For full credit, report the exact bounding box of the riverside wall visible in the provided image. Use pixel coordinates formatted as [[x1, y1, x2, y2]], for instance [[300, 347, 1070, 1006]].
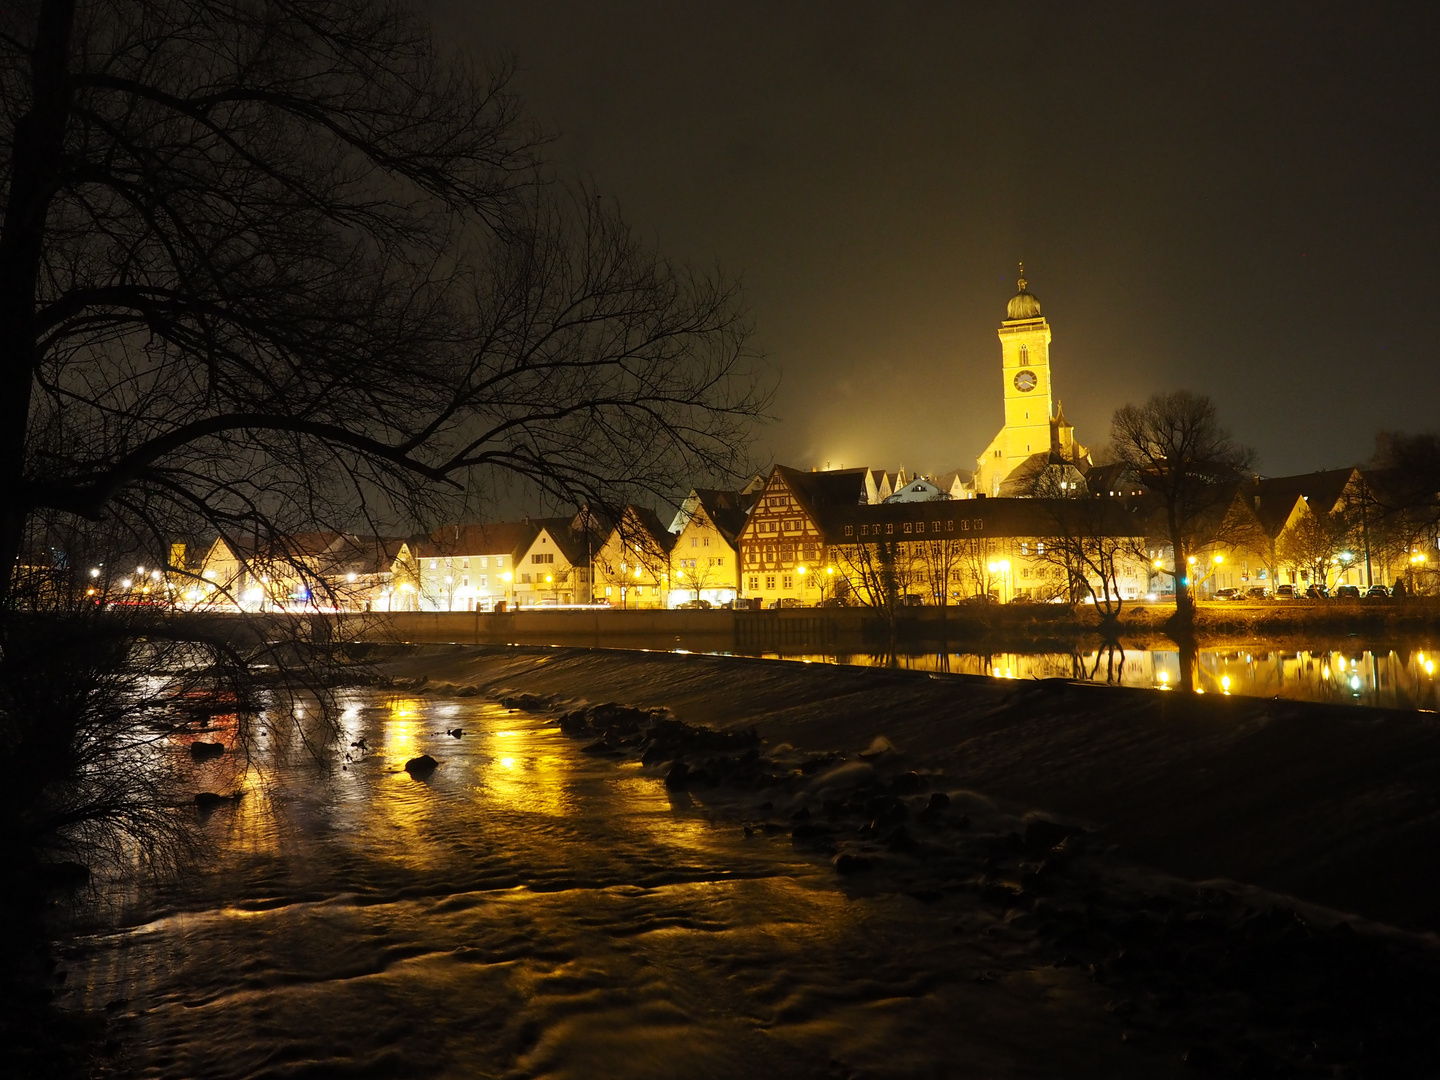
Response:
[[178, 599, 1440, 654]]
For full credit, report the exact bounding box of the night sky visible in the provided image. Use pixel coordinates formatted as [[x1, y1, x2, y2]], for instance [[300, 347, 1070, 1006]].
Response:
[[430, 2, 1440, 480]]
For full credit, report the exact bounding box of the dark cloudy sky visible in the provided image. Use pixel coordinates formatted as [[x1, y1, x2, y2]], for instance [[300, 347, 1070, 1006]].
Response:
[[430, 2, 1439, 479]]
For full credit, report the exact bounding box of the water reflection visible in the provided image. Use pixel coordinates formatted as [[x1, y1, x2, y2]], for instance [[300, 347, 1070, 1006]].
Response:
[[754, 644, 1440, 710]]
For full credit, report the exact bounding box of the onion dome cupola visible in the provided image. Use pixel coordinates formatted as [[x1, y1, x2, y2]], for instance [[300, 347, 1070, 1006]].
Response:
[[1005, 262, 1043, 321]]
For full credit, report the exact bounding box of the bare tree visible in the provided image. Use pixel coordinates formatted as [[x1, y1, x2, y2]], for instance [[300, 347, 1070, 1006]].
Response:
[[832, 538, 916, 634], [2, 0, 767, 602], [0, 0, 769, 949], [915, 533, 965, 611], [1110, 391, 1254, 628], [1029, 501, 1146, 627], [1278, 509, 1356, 590], [1365, 432, 1440, 592]]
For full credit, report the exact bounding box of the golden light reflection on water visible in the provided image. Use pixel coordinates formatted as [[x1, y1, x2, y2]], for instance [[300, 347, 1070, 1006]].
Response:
[[763, 644, 1439, 709], [382, 697, 425, 767], [481, 744, 576, 817]]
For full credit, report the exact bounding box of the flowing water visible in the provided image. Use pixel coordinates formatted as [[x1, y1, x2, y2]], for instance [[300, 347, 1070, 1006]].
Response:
[[751, 643, 1440, 711], [60, 692, 1183, 1079]]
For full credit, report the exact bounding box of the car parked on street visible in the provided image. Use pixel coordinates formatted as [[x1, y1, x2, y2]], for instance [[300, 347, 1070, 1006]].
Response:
[[1365, 584, 1391, 599], [1274, 584, 1297, 599], [1213, 588, 1241, 601], [1245, 586, 1269, 600], [1334, 584, 1361, 598], [1305, 584, 1330, 599]]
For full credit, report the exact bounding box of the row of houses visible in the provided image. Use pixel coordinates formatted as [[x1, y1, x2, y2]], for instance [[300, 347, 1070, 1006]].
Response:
[[160, 460, 1435, 614]]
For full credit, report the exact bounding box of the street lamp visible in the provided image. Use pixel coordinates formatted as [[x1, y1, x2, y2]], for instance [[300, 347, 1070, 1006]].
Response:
[[987, 559, 1011, 603]]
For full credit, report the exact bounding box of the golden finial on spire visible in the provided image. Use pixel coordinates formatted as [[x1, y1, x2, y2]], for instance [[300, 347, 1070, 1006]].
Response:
[[1016, 262, 1027, 292]]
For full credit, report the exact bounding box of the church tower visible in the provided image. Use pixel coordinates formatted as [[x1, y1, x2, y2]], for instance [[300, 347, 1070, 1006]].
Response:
[[975, 265, 1055, 495]]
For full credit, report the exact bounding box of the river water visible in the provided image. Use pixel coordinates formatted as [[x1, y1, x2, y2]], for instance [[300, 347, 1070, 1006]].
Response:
[[753, 643, 1440, 711], [60, 691, 1183, 1079]]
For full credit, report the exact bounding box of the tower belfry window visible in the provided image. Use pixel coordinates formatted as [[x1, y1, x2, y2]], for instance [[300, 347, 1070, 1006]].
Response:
[[1019, 345, 1030, 366]]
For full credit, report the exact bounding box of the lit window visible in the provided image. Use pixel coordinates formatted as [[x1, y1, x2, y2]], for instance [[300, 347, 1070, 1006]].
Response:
[[782, 575, 794, 590], [765, 575, 776, 589]]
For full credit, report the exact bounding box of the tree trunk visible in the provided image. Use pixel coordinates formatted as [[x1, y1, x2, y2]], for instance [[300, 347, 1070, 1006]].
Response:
[[0, 1, 77, 603]]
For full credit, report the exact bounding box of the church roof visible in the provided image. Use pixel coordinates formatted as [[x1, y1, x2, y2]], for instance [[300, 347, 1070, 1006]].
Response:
[[1005, 264, 1042, 320]]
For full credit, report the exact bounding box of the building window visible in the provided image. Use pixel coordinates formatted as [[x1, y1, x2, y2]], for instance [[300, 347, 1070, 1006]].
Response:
[[692, 537, 698, 547], [703, 536, 710, 547], [462, 575, 469, 587], [782, 575, 794, 590], [886, 524, 894, 535], [716, 557, 724, 566], [748, 576, 759, 590], [1021, 542, 1029, 555], [1037, 542, 1045, 555], [845, 525, 853, 536], [478, 557, 487, 568], [946, 521, 954, 531], [430, 560, 438, 569], [904, 523, 912, 533], [533, 552, 554, 564], [1019, 344, 1030, 366], [521, 573, 532, 584], [765, 575, 776, 589], [605, 585, 613, 595], [480, 575, 487, 587], [916, 521, 925, 534]]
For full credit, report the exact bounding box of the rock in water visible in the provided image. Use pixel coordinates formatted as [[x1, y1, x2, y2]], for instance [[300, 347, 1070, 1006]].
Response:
[[190, 741, 225, 760], [404, 754, 439, 776], [832, 852, 873, 875]]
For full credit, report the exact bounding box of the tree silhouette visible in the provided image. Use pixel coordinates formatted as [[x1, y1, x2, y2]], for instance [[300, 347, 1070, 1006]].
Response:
[[1, 0, 766, 596]]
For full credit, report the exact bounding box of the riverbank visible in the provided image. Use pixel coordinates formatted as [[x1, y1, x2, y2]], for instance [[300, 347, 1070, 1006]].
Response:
[[171, 597, 1440, 657]]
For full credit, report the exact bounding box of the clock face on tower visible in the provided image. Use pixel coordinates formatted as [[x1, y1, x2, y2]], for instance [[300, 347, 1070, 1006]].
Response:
[[1013, 370, 1038, 393]]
